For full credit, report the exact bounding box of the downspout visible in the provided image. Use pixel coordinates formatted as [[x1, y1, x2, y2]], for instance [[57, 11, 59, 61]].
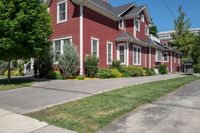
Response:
[[170, 51, 173, 73], [79, 3, 84, 75], [149, 47, 151, 68]]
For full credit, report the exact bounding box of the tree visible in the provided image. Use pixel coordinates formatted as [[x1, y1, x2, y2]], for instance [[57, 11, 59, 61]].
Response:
[[170, 6, 195, 60], [150, 25, 158, 37], [58, 44, 80, 78], [191, 33, 200, 72], [0, 0, 52, 80]]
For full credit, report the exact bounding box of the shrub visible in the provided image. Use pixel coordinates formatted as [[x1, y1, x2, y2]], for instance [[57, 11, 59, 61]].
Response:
[[37, 47, 53, 78], [110, 68, 123, 78], [110, 60, 121, 69], [158, 64, 168, 74], [84, 55, 99, 78], [122, 66, 146, 77], [47, 70, 62, 79], [59, 44, 79, 78], [194, 63, 200, 73], [76, 75, 84, 80], [144, 67, 156, 76], [4, 69, 21, 76], [96, 68, 111, 79]]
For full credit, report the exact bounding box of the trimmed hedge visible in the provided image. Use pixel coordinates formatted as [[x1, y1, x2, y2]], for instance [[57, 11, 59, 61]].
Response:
[[96, 68, 122, 79]]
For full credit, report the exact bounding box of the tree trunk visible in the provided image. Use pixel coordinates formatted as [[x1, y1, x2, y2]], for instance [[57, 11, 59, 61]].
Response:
[[8, 60, 11, 81]]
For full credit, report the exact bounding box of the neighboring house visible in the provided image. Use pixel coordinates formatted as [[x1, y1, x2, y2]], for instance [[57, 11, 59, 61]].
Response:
[[44, 0, 180, 74], [158, 28, 200, 46]]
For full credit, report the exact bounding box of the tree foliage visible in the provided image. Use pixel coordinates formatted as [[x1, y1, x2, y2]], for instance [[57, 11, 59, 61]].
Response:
[[0, 0, 52, 60], [191, 33, 200, 72], [0, 0, 52, 79], [150, 25, 158, 37], [170, 6, 195, 60]]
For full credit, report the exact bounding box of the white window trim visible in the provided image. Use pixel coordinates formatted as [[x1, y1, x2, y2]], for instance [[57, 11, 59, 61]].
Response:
[[145, 25, 149, 36], [57, 0, 67, 24], [53, 36, 72, 61], [141, 14, 145, 23], [156, 49, 162, 62], [106, 41, 113, 65], [135, 19, 140, 32], [119, 18, 124, 30], [91, 37, 99, 58], [117, 44, 126, 65], [133, 45, 141, 65], [163, 52, 169, 62]]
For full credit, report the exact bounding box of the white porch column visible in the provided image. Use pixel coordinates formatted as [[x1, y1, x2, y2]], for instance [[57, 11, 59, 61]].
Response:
[[126, 42, 129, 66], [145, 47, 147, 67], [79, 3, 84, 75], [149, 47, 151, 68]]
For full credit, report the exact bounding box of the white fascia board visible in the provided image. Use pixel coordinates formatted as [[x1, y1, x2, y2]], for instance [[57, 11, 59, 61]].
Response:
[[118, 3, 136, 17]]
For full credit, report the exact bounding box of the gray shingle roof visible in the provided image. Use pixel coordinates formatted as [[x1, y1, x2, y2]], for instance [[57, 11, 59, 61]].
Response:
[[124, 5, 145, 16], [116, 32, 135, 41], [89, 0, 135, 16], [113, 3, 135, 16]]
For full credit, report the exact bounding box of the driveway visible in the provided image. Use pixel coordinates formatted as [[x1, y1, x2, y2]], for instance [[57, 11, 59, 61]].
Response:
[[98, 79, 200, 133], [0, 74, 183, 114]]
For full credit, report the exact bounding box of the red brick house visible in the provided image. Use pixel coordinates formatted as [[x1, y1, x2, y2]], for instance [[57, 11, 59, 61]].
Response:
[[45, 0, 180, 75]]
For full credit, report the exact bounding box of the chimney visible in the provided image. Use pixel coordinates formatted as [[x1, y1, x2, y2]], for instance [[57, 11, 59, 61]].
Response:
[[102, 0, 109, 3]]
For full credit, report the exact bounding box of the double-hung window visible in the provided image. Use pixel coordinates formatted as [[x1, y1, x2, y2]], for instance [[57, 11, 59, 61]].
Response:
[[145, 25, 149, 35], [119, 45, 125, 64], [91, 37, 99, 58], [57, 0, 67, 23], [134, 19, 140, 31], [119, 18, 124, 30], [53, 37, 72, 61], [163, 52, 169, 62], [133, 45, 141, 65], [107, 42, 113, 64], [156, 49, 162, 62]]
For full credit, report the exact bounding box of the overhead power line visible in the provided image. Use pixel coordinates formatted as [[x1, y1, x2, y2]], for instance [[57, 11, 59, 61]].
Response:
[[162, 0, 176, 19]]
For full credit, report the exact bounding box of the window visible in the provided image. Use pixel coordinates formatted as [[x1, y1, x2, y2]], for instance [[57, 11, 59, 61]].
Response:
[[57, 0, 67, 23], [53, 37, 72, 61], [174, 53, 176, 63], [156, 50, 162, 62], [141, 14, 144, 22], [119, 18, 124, 30], [134, 19, 140, 32], [91, 37, 99, 58], [163, 52, 169, 62], [107, 42, 113, 64], [145, 25, 149, 35], [133, 45, 141, 65], [119, 45, 125, 64]]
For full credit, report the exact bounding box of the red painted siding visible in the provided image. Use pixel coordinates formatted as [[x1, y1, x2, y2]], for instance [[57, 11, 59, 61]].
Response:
[[83, 6, 122, 67], [49, 0, 80, 49], [136, 11, 149, 41]]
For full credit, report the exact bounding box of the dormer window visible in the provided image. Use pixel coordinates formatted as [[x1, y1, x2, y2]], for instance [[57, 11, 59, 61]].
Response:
[[141, 14, 145, 22], [134, 19, 140, 32], [119, 18, 124, 30], [57, 0, 67, 23]]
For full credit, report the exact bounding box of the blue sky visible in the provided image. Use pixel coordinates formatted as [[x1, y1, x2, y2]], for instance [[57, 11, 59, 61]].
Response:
[[109, 0, 200, 32]]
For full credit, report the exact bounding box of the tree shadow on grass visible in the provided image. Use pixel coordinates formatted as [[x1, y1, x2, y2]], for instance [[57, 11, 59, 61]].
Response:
[[0, 76, 49, 85]]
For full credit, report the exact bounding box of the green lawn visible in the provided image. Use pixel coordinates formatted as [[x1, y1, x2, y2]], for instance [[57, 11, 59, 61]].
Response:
[[28, 76, 199, 133], [0, 78, 34, 91]]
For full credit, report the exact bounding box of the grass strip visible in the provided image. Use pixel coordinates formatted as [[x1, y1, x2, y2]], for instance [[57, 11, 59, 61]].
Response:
[[28, 76, 199, 133]]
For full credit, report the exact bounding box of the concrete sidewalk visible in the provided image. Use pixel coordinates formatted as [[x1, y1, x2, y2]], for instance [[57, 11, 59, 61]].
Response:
[[0, 108, 76, 133], [98, 79, 200, 133]]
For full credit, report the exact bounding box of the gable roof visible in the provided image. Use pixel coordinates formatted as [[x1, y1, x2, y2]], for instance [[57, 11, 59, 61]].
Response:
[[113, 3, 136, 16]]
